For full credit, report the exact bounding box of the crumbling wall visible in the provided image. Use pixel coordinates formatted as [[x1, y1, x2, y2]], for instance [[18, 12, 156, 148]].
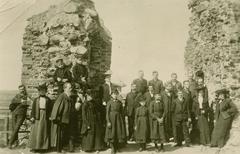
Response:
[[21, 0, 111, 97], [185, 0, 240, 150]]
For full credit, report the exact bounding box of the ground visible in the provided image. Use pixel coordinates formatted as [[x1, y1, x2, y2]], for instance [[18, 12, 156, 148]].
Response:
[[0, 142, 236, 154]]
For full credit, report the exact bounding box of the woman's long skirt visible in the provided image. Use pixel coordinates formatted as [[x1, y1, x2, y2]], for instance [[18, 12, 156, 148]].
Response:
[[29, 110, 50, 150]]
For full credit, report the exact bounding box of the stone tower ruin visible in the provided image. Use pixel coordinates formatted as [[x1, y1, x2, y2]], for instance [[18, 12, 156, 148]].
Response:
[[21, 0, 111, 97], [185, 0, 240, 150]]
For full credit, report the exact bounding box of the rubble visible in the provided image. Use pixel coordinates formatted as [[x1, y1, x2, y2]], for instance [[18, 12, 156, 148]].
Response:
[[185, 0, 240, 150]]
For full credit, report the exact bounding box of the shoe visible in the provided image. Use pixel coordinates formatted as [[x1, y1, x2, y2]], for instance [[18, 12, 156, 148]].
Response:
[[185, 143, 190, 147], [139, 148, 143, 152], [111, 149, 115, 154], [174, 144, 182, 147]]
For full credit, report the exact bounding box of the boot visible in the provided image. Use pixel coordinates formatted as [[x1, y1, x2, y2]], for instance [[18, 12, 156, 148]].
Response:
[[160, 143, 164, 152], [154, 143, 159, 152], [110, 143, 115, 154]]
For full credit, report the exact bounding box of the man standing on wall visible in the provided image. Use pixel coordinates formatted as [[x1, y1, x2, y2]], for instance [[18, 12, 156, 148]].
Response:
[[132, 70, 148, 95], [9, 85, 31, 149]]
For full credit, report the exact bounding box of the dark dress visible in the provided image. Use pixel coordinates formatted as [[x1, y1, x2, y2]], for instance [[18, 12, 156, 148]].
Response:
[[134, 106, 149, 143], [192, 95, 210, 145], [149, 100, 166, 143], [29, 96, 52, 150], [211, 99, 237, 148], [161, 90, 175, 142], [50, 93, 73, 151], [105, 99, 126, 143], [81, 100, 104, 151]]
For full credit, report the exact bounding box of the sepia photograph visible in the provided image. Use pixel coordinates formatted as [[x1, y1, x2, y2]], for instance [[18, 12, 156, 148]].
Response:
[[0, 0, 239, 154]]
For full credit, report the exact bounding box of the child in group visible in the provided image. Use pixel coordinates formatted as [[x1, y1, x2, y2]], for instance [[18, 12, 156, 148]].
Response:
[[134, 97, 149, 151], [105, 90, 126, 154], [149, 93, 165, 152]]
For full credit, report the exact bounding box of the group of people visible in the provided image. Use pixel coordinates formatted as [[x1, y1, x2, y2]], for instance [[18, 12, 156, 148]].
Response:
[[8, 60, 237, 154]]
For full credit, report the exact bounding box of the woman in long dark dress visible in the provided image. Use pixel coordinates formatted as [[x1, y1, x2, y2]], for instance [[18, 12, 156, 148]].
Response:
[[81, 90, 104, 152], [211, 89, 237, 148], [105, 90, 126, 154], [29, 84, 52, 152], [192, 88, 210, 145], [150, 93, 166, 152], [134, 97, 149, 152]]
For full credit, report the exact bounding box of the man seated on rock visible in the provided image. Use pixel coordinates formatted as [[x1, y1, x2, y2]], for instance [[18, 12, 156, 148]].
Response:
[[72, 56, 88, 90], [53, 56, 72, 93]]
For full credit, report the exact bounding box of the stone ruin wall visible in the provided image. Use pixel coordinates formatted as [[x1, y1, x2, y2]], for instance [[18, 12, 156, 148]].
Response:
[[185, 0, 240, 150], [21, 0, 112, 98]]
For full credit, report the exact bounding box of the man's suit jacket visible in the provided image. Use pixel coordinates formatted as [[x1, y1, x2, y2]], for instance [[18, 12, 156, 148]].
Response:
[[125, 91, 139, 116], [172, 98, 190, 121], [144, 91, 155, 107], [148, 79, 164, 94], [132, 78, 148, 94]]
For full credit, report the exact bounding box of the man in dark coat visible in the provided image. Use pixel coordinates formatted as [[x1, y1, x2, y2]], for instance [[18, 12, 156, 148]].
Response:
[[132, 70, 148, 95], [169, 73, 182, 98], [53, 57, 72, 93], [148, 71, 164, 94], [9, 85, 31, 149], [72, 59, 88, 89], [161, 82, 175, 142], [125, 83, 138, 141], [172, 90, 191, 147], [50, 82, 73, 152], [182, 80, 195, 142]]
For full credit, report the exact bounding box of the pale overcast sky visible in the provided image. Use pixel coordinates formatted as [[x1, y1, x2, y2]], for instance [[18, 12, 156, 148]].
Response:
[[0, 0, 190, 90]]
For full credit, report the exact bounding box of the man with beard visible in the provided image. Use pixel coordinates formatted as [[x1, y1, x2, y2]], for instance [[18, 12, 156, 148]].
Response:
[[50, 82, 74, 152]]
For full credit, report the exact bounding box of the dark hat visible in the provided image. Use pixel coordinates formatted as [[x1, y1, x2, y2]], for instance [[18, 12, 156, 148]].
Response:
[[138, 95, 145, 102], [195, 70, 204, 78], [111, 89, 119, 95], [37, 83, 48, 91], [215, 88, 228, 95]]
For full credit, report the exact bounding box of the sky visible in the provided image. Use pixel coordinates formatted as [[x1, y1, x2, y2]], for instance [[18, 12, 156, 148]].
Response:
[[0, 0, 190, 91]]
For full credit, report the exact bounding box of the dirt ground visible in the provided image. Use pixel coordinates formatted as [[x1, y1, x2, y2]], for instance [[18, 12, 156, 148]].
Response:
[[1, 142, 238, 154]]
